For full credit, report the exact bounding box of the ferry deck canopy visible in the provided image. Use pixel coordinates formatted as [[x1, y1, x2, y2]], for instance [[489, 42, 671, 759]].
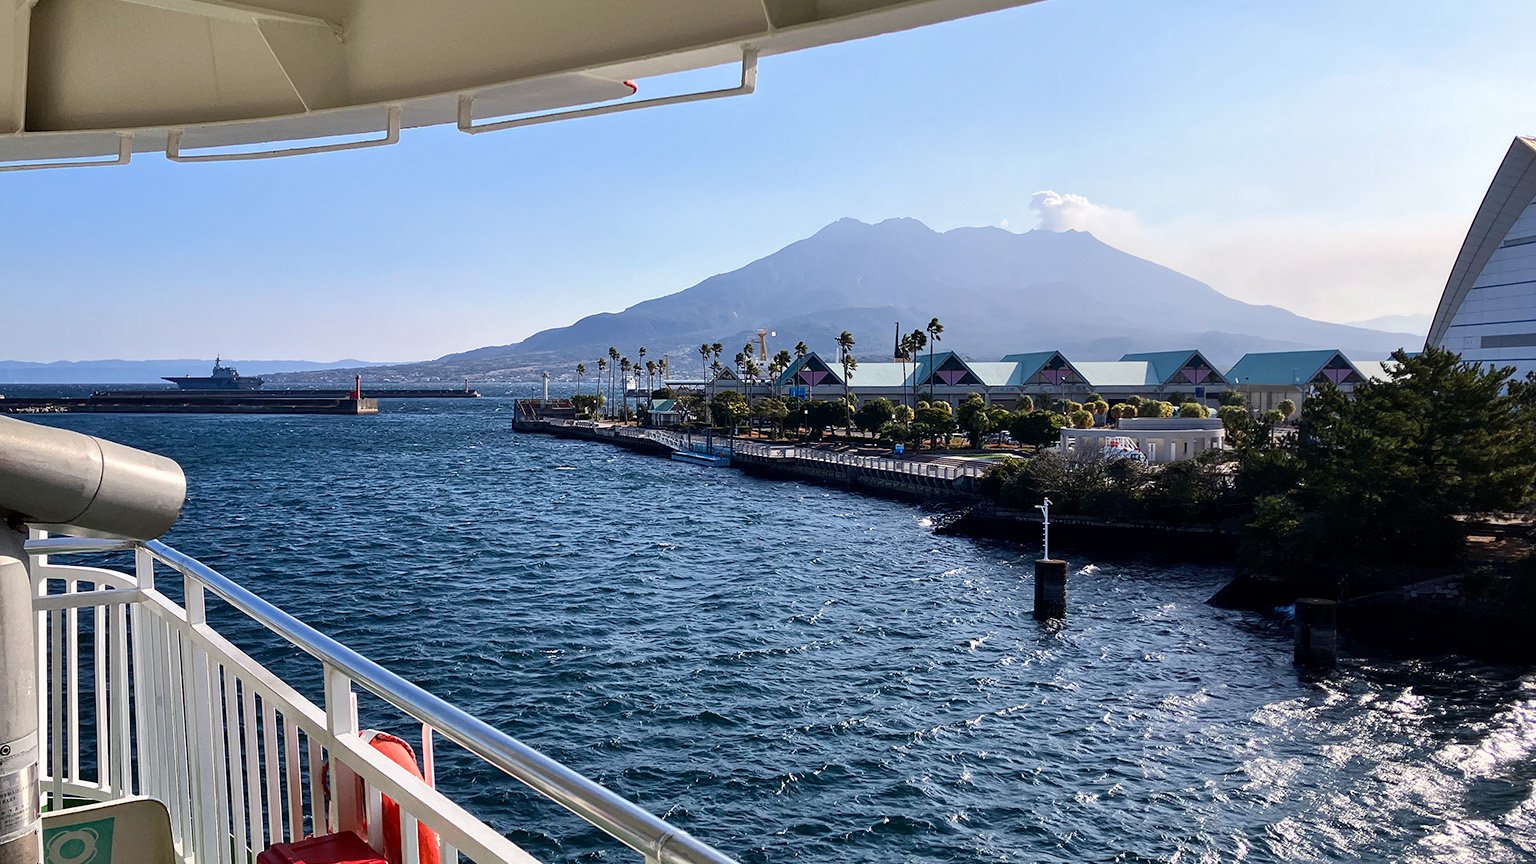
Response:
[[0, 0, 1040, 169]]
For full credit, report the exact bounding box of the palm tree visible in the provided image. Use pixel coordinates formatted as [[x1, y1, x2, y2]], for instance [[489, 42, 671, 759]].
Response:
[[710, 342, 725, 400], [638, 346, 648, 409], [794, 341, 808, 359], [699, 343, 711, 391], [925, 317, 944, 402], [596, 357, 608, 415], [576, 362, 586, 395], [896, 332, 913, 409], [608, 347, 620, 417], [648, 360, 660, 418], [836, 330, 856, 437], [620, 357, 632, 420], [907, 329, 926, 409], [772, 349, 791, 398]]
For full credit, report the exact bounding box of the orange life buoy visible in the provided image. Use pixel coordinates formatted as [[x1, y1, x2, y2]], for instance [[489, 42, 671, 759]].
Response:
[[323, 730, 442, 864], [362, 730, 441, 864]]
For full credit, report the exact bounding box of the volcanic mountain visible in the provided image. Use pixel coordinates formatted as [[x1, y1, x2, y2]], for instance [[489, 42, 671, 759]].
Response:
[[269, 217, 1418, 382]]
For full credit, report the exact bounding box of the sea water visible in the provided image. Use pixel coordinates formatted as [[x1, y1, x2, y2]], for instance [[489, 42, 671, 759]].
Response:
[[21, 386, 1536, 862]]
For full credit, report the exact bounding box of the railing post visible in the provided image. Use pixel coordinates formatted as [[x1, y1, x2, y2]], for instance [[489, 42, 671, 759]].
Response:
[[324, 664, 363, 835], [181, 569, 220, 864]]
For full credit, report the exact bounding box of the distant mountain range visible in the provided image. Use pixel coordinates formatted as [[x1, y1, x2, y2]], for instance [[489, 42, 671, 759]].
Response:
[[263, 217, 1421, 383], [1344, 313, 1431, 338], [0, 358, 383, 384]]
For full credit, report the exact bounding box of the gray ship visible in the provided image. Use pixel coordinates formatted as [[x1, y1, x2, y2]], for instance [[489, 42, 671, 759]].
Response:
[[162, 356, 264, 390]]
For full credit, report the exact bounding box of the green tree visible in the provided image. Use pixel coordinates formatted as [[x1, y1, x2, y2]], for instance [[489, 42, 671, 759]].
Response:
[[1017, 394, 1034, 414], [572, 393, 604, 418], [1069, 409, 1095, 429], [1277, 398, 1296, 419], [575, 362, 586, 395], [1247, 347, 1536, 580], [855, 397, 896, 434], [1216, 404, 1249, 433], [804, 399, 850, 441], [914, 400, 957, 448], [957, 394, 998, 448], [753, 395, 789, 437], [1138, 400, 1175, 418], [1009, 410, 1066, 448], [1177, 402, 1210, 419], [710, 389, 749, 434]]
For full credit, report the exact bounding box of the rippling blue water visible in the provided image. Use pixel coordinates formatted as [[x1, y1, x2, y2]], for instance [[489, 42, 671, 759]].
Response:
[[21, 388, 1536, 863]]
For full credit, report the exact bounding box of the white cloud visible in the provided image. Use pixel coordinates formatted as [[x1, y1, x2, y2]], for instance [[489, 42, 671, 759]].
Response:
[[1027, 190, 1460, 323], [1029, 190, 1143, 238]]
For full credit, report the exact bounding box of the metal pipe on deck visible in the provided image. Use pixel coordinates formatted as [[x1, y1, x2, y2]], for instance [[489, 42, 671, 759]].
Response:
[[0, 527, 40, 864], [0, 417, 185, 863]]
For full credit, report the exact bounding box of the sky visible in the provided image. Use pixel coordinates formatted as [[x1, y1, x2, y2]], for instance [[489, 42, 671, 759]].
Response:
[[2, 0, 1533, 362]]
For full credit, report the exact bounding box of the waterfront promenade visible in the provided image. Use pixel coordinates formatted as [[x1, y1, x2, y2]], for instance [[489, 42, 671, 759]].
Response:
[[512, 405, 990, 500]]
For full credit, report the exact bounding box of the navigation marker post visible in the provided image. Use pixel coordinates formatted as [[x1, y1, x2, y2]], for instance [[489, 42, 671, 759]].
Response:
[[1033, 497, 1067, 620]]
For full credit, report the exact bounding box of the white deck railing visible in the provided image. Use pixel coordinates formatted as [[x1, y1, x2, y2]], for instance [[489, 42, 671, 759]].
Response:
[[26, 530, 739, 864]]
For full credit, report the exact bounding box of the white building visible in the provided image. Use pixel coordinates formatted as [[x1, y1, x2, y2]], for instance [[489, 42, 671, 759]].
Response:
[[1060, 417, 1226, 464], [1427, 136, 1536, 378]]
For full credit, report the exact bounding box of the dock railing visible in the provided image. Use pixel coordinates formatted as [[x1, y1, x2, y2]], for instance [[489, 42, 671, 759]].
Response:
[[612, 428, 989, 481], [521, 413, 989, 481], [26, 530, 741, 864]]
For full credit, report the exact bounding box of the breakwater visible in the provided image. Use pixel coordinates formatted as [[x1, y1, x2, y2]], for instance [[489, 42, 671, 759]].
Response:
[[0, 392, 378, 414]]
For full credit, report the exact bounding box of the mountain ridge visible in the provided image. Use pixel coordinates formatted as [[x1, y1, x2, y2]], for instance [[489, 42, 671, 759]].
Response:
[[266, 218, 1416, 383]]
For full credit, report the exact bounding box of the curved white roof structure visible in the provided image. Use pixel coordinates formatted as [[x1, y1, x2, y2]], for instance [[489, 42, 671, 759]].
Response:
[[0, 0, 1040, 170], [1426, 136, 1536, 377]]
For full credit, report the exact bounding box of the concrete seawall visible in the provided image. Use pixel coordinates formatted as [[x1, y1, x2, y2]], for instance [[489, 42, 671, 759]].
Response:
[[514, 415, 980, 502], [730, 449, 979, 502], [514, 412, 1238, 558]]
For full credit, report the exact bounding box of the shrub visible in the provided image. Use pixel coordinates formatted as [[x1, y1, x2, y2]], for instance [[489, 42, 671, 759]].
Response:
[[1177, 402, 1210, 419]]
